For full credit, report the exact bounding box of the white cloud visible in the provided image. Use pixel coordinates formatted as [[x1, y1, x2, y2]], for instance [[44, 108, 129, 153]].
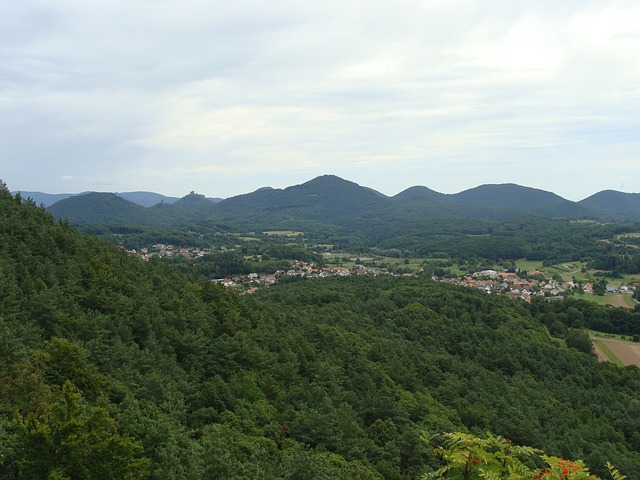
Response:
[[2, 0, 640, 198]]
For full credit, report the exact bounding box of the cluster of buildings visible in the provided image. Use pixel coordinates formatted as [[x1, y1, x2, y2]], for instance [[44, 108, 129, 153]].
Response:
[[213, 261, 393, 294], [127, 244, 211, 261], [433, 269, 573, 302], [431, 268, 637, 302], [219, 263, 594, 299], [127, 246, 637, 302]]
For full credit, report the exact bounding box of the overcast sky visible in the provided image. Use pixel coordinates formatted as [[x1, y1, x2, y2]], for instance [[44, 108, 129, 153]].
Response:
[[2, 1, 640, 201]]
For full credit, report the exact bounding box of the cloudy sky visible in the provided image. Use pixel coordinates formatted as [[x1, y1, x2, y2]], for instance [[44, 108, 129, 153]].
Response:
[[2, 0, 640, 200]]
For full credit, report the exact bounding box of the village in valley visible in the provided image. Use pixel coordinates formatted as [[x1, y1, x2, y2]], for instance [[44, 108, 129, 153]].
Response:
[[126, 243, 638, 303], [434, 269, 592, 302], [127, 243, 210, 261]]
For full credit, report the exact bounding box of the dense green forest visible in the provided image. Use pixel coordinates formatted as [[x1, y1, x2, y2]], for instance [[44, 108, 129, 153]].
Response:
[[3, 183, 640, 478], [69, 211, 640, 282]]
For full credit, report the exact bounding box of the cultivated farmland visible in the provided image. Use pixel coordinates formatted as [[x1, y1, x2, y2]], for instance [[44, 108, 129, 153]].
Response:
[[593, 337, 640, 367]]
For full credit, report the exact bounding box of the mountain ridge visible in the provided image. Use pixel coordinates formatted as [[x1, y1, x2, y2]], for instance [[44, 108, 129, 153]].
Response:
[[37, 175, 638, 226], [579, 190, 640, 222], [47, 192, 159, 226], [18, 176, 640, 208]]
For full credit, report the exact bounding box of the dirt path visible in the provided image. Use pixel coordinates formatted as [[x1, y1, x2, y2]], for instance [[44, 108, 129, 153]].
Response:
[[593, 341, 610, 362]]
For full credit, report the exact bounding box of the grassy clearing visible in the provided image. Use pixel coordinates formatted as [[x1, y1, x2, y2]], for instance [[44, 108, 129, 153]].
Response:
[[589, 329, 640, 366], [263, 231, 304, 236], [573, 293, 608, 304], [615, 232, 640, 239], [515, 259, 545, 271], [587, 329, 634, 342], [515, 257, 639, 287], [321, 254, 469, 275], [514, 259, 588, 277], [616, 294, 636, 308], [572, 293, 634, 307], [620, 274, 640, 285]]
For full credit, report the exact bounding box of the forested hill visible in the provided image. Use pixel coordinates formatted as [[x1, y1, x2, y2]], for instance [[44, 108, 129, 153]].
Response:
[[580, 190, 640, 221], [14, 190, 182, 208], [3, 183, 640, 478], [44, 175, 633, 230], [47, 192, 157, 225]]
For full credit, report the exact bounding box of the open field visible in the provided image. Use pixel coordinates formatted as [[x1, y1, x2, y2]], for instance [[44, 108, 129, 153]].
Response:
[[573, 293, 636, 308], [615, 232, 640, 239], [514, 259, 545, 271], [514, 259, 588, 277], [592, 338, 624, 366], [619, 274, 640, 285], [611, 293, 636, 308], [593, 336, 640, 367], [263, 231, 304, 236], [574, 293, 615, 305]]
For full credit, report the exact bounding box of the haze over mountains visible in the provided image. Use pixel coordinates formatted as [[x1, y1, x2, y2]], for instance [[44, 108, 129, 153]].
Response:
[[14, 190, 177, 207], [22, 175, 640, 226], [14, 190, 223, 208]]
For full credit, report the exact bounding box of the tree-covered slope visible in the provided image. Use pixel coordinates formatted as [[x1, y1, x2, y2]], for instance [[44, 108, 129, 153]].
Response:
[[580, 190, 640, 221], [14, 191, 181, 207], [116, 191, 180, 207], [47, 192, 162, 225], [12, 191, 78, 207], [41, 176, 631, 259], [3, 183, 640, 478], [215, 175, 389, 223], [440, 183, 605, 219], [449, 183, 569, 209]]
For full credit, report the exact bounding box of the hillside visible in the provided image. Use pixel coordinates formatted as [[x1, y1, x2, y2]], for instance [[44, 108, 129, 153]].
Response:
[[12, 191, 78, 206], [448, 183, 567, 209], [44, 176, 627, 231], [40, 177, 640, 270], [3, 183, 640, 478], [580, 190, 640, 221], [14, 190, 181, 207], [150, 191, 221, 221], [47, 192, 163, 225], [47, 191, 223, 227], [215, 175, 388, 222], [392, 185, 447, 202], [442, 183, 604, 219], [215, 177, 613, 224], [116, 191, 181, 207]]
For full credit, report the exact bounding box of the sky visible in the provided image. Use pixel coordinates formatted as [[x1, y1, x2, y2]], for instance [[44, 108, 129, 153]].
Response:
[[2, 1, 640, 201]]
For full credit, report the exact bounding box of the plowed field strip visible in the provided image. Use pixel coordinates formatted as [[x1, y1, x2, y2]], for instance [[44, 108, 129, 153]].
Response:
[[593, 337, 640, 367]]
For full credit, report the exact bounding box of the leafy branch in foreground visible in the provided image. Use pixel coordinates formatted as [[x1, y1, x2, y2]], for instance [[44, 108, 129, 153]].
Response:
[[423, 432, 626, 480]]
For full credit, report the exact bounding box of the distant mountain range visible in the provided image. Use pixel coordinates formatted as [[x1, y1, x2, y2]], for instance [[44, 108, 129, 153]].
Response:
[[13, 190, 223, 208], [28, 175, 640, 229]]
